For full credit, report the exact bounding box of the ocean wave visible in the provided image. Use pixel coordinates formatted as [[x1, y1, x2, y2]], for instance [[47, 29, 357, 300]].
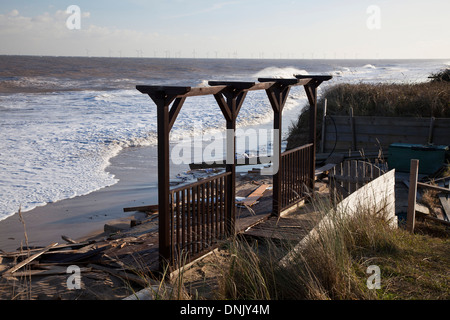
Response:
[[252, 66, 309, 79], [362, 64, 377, 69]]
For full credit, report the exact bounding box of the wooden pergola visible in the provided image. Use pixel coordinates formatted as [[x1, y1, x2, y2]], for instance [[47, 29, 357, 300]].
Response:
[[137, 74, 332, 271]]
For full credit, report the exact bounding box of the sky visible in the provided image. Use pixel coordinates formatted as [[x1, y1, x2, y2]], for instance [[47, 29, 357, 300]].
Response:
[[0, 0, 448, 59]]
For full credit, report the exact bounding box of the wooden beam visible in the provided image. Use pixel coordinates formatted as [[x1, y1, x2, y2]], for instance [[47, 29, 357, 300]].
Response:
[[417, 182, 450, 194], [208, 81, 255, 90], [258, 78, 299, 86], [213, 93, 232, 122], [261, 81, 298, 217], [123, 204, 158, 213], [439, 194, 450, 221], [294, 74, 333, 82], [305, 83, 318, 192], [168, 97, 186, 131], [407, 159, 420, 233], [137, 85, 228, 98], [3, 242, 58, 275], [136, 85, 191, 97], [156, 99, 171, 272]]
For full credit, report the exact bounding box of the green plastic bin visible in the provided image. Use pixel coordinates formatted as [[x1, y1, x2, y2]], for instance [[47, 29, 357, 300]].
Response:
[[388, 143, 448, 174]]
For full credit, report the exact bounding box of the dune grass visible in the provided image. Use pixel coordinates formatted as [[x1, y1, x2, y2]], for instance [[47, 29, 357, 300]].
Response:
[[286, 69, 450, 150], [216, 211, 450, 300], [216, 200, 449, 300]]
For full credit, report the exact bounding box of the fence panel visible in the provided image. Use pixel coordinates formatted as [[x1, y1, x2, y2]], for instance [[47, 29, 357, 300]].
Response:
[[329, 160, 386, 199], [280, 143, 313, 211], [168, 171, 230, 266], [323, 116, 450, 153]]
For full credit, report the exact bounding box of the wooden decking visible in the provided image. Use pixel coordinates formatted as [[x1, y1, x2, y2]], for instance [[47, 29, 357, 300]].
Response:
[[242, 214, 319, 242]]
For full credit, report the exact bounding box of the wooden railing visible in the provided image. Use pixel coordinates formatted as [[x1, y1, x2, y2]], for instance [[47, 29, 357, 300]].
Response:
[[280, 143, 314, 211], [168, 171, 231, 265]]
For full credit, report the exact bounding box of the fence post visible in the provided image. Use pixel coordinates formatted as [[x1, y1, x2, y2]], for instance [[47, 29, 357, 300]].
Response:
[[407, 159, 419, 233], [259, 79, 298, 217], [350, 107, 356, 151], [320, 99, 327, 153], [305, 83, 318, 193]]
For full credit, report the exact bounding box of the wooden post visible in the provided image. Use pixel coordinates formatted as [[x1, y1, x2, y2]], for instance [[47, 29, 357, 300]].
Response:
[[350, 107, 356, 151], [156, 101, 171, 269], [210, 81, 253, 234], [305, 83, 318, 193], [259, 78, 297, 217], [427, 117, 435, 145], [407, 159, 419, 233], [273, 107, 282, 216], [136, 86, 190, 273], [320, 99, 327, 153]]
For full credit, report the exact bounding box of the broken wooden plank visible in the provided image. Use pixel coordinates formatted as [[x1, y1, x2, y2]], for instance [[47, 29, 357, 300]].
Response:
[[5, 266, 91, 278], [40, 244, 110, 264], [407, 160, 420, 233], [0, 241, 94, 259], [236, 184, 270, 207], [315, 162, 337, 176], [417, 182, 450, 194], [415, 203, 430, 215], [123, 204, 158, 213], [417, 211, 450, 227], [3, 242, 58, 275], [61, 235, 78, 244], [438, 194, 450, 221]]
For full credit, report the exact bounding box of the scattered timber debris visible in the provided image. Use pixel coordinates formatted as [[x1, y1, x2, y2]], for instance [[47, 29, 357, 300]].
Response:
[[0, 222, 160, 299]]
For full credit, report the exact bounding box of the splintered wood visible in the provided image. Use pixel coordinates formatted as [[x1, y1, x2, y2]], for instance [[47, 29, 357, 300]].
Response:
[[236, 184, 270, 207]]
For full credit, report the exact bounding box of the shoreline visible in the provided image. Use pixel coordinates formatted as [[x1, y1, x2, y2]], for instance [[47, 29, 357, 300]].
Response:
[[0, 104, 302, 252], [0, 145, 165, 252]]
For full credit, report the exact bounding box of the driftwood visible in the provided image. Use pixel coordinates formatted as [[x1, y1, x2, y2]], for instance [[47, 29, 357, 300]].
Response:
[[123, 204, 158, 213], [236, 184, 270, 207], [3, 242, 58, 275], [61, 235, 78, 244], [7, 266, 92, 278], [417, 182, 450, 194], [41, 244, 110, 263]]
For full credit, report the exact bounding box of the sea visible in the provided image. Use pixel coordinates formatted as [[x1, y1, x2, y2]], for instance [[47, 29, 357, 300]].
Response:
[[0, 56, 448, 222]]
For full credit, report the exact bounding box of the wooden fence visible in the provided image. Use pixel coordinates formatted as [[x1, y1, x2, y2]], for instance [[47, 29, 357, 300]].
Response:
[[322, 115, 450, 154], [280, 143, 314, 211], [168, 171, 231, 265], [329, 160, 386, 199]]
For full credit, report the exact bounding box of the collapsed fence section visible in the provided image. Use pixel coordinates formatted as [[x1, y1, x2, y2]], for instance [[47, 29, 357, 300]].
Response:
[[168, 171, 231, 265], [329, 160, 386, 199], [280, 143, 314, 211]]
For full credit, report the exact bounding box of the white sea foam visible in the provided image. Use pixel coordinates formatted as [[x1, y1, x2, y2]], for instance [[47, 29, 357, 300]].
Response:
[[252, 66, 309, 79]]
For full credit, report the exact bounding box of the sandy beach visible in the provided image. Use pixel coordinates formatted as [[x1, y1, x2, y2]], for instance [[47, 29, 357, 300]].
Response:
[[0, 145, 192, 252]]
